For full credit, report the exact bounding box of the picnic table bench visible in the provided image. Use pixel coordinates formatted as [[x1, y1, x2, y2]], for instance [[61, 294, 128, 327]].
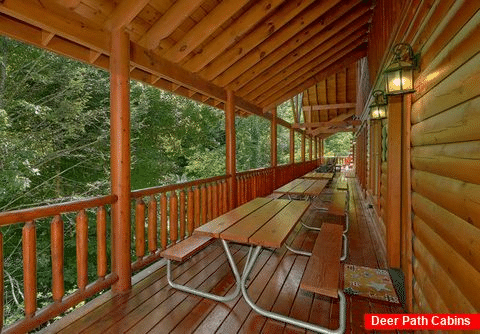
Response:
[[160, 196, 346, 333]]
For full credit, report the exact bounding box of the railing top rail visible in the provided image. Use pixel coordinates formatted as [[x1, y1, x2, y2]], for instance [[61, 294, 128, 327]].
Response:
[[130, 174, 230, 199], [0, 194, 117, 226], [236, 166, 275, 177]]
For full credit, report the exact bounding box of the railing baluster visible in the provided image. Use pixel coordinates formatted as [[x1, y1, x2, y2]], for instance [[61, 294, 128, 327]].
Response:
[[148, 195, 157, 254], [194, 186, 201, 229], [222, 181, 228, 214], [23, 221, 37, 317], [201, 185, 207, 225], [170, 191, 178, 245], [179, 190, 186, 240], [51, 215, 64, 302], [160, 193, 167, 249], [212, 182, 218, 219], [188, 187, 194, 235], [97, 206, 107, 279], [135, 199, 145, 261], [76, 210, 88, 290], [207, 184, 212, 222]]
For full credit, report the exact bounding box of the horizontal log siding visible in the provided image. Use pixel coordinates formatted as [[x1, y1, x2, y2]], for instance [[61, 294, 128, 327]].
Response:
[[409, 2, 480, 314]]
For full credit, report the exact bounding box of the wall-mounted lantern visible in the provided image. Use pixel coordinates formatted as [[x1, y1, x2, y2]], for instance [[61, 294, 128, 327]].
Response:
[[384, 43, 419, 95], [369, 90, 388, 120]]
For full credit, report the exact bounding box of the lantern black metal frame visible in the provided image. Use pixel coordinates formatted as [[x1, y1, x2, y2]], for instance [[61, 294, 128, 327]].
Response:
[[384, 43, 419, 95], [369, 90, 388, 120]]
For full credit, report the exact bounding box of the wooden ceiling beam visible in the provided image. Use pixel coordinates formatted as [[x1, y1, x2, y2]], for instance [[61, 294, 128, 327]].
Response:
[[238, 14, 370, 97], [212, 0, 343, 87], [104, 0, 150, 31], [248, 29, 368, 102], [224, 0, 369, 90], [161, 0, 250, 63], [293, 119, 361, 129], [261, 47, 367, 111], [138, 0, 204, 50], [0, 5, 266, 120], [198, 0, 318, 81], [183, 0, 284, 73], [0, 0, 107, 52], [303, 103, 357, 112]]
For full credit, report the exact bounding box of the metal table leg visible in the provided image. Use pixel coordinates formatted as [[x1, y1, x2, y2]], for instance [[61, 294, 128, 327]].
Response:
[[241, 246, 347, 334], [166, 239, 242, 302]]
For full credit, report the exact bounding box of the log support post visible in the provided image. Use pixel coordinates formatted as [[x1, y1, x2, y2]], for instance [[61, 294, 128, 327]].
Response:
[[271, 107, 277, 187], [226, 90, 237, 210], [386, 95, 402, 268], [110, 28, 131, 293]]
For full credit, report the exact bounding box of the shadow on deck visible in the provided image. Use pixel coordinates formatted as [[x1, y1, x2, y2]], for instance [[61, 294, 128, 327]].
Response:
[[40, 175, 406, 334]]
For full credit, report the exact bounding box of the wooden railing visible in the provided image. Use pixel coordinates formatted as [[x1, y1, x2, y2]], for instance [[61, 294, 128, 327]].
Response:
[[236, 167, 274, 205], [0, 160, 320, 333], [0, 195, 118, 334], [129, 175, 230, 272]]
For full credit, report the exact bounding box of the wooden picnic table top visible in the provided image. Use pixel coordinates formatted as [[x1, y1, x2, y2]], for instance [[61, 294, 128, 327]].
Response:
[[194, 197, 310, 249], [301, 172, 334, 179], [273, 178, 328, 196]]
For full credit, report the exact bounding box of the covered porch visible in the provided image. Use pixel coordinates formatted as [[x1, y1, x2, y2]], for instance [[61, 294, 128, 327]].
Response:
[[0, 0, 479, 333], [39, 175, 405, 334]]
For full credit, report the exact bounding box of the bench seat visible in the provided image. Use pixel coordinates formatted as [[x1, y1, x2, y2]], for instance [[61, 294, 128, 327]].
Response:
[[300, 223, 344, 298], [160, 235, 214, 262]]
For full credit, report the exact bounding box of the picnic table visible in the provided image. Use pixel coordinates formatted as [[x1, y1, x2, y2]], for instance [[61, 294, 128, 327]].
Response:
[[273, 178, 328, 198], [169, 196, 347, 333], [302, 172, 334, 180]]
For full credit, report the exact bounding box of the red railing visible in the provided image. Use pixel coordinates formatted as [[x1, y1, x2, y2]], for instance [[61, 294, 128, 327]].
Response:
[[0, 195, 118, 334], [0, 161, 320, 333]]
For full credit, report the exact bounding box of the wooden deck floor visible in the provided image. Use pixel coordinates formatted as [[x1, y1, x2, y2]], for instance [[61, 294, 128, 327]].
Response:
[[40, 175, 406, 334]]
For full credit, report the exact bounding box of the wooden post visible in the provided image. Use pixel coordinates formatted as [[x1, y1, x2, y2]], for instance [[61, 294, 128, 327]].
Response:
[[386, 95, 402, 268], [110, 28, 131, 292], [226, 90, 237, 209], [313, 136, 317, 162], [271, 107, 277, 187], [402, 94, 413, 312]]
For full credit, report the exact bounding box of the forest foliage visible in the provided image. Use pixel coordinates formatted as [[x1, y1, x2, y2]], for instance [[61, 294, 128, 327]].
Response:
[[0, 37, 351, 326]]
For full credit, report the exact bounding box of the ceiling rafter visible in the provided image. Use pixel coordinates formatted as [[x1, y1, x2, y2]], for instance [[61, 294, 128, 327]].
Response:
[[138, 0, 204, 50], [261, 47, 367, 111], [211, 0, 343, 87], [104, 0, 150, 30], [251, 32, 368, 103], [223, 0, 369, 90], [161, 0, 250, 63], [303, 103, 357, 112], [198, 0, 318, 81], [240, 18, 370, 98], [183, 0, 285, 73]]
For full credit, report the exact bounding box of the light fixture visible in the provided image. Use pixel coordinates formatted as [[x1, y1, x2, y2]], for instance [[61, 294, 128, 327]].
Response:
[[369, 90, 388, 120], [384, 43, 419, 95]]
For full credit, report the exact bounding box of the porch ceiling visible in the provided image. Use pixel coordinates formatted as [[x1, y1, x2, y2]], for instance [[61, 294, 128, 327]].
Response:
[[0, 0, 371, 129]]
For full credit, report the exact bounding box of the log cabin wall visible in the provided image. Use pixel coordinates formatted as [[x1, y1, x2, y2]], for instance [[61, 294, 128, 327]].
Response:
[[408, 1, 480, 314], [368, 0, 480, 313]]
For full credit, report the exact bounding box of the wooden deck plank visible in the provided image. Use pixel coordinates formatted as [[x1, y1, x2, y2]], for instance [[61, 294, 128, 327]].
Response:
[[80, 244, 241, 334], [249, 200, 310, 248], [194, 197, 272, 237], [116, 246, 248, 334], [220, 199, 290, 244]]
